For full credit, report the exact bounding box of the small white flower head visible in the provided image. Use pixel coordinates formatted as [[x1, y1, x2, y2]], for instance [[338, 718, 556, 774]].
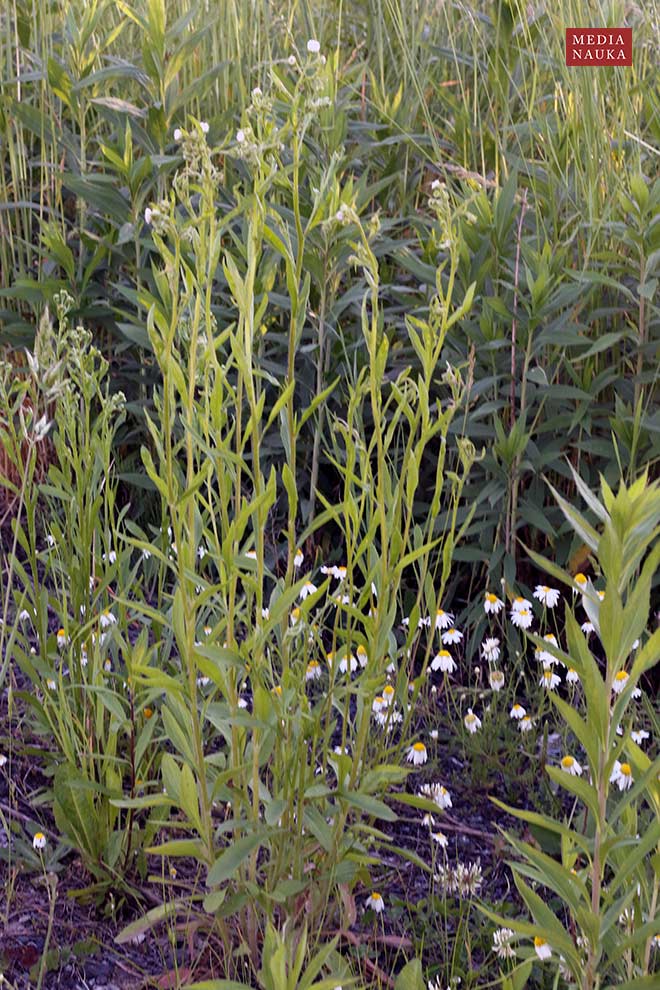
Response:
[[431, 649, 455, 673], [519, 715, 534, 732], [540, 669, 561, 691], [46, 534, 56, 548], [493, 927, 515, 959], [293, 547, 304, 568], [236, 129, 246, 144], [305, 660, 322, 681], [381, 683, 396, 705], [610, 761, 634, 791], [144, 206, 154, 225], [407, 741, 428, 766], [560, 755, 583, 776], [566, 667, 580, 684], [573, 572, 588, 593], [631, 729, 649, 745], [290, 607, 302, 626], [534, 937, 552, 960], [533, 585, 560, 608], [511, 596, 532, 613], [419, 782, 452, 809], [33, 831, 47, 851], [489, 670, 505, 692], [365, 891, 385, 913], [432, 831, 448, 847], [299, 581, 317, 601], [103, 550, 117, 565], [56, 628, 67, 649], [510, 702, 526, 720], [441, 626, 463, 645], [581, 619, 595, 635], [510, 607, 533, 630], [173, 127, 182, 141], [481, 637, 500, 662], [100, 609, 116, 629], [251, 86, 262, 99], [18, 609, 30, 623], [435, 608, 454, 631], [612, 670, 629, 694], [338, 652, 358, 675], [429, 729, 439, 741], [287, 54, 296, 66], [484, 592, 504, 614], [199, 120, 209, 133], [0, 753, 7, 768], [356, 644, 368, 667], [307, 38, 321, 54], [464, 708, 481, 734]]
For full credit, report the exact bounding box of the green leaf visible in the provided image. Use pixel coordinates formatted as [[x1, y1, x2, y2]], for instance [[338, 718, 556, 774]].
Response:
[[207, 829, 267, 887], [394, 959, 425, 990]]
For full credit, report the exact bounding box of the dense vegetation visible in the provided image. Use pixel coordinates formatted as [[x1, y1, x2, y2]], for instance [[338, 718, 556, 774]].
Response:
[[0, 2, 658, 989]]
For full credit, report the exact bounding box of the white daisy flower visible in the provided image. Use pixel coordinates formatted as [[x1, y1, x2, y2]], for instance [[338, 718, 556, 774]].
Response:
[[534, 937, 552, 960], [489, 670, 505, 691], [288, 54, 296, 66], [431, 650, 455, 673], [441, 627, 462, 645], [99, 609, 116, 629], [581, 620, 595, 635], [434, 609, 454, 631], [510, 703, 526, 720], [103, 550, 117, 564], [290, 607, 302, 626], [533, 585, 560, 608], [18, 609, 30, 623], [299, 581, 317, 600], [510, 607, 533, 630], [484, 592, 504, 614], [631, 729, 649, 745], [407, 742, 428, 766], [560, 755, 582, 776], [610, 761, 633, 790], [365, 891, 385, 913], [481, 637, 500, 662], [306, 39, 321, 54], [200, 120, 209, 133], [464, 708, 481, 734], [511, 596, 532, 612], [566, 667, 580, 684], [338, 652, 358, 675], [46, 678, 56, 691], [356, 645, 368, 667], [612, 670, 629, 694], [419, 781, 452, 809], [381, 684, 395, 706], [56, 628, 67, 649], [305, 660, 322, 681], [372, 695, 386, 713], [293, 548, 304, 568], [519, 715, 534, 732], [33, 832, 47, 850], [540, 670, 561, 691]]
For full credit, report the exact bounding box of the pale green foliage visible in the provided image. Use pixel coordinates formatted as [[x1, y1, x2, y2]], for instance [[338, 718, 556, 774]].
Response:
[[485, 469, 660, 990]]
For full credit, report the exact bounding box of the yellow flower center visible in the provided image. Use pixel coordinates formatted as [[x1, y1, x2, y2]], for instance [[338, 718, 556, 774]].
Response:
[[620, 763, 631, 776], [413, 742, 426, 752], [485, 593, 498, 603], [614, 671, 628, 682], [534, 937, 547, 947], [575, 573, 587, 585], [561, 756, 574, 768]]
